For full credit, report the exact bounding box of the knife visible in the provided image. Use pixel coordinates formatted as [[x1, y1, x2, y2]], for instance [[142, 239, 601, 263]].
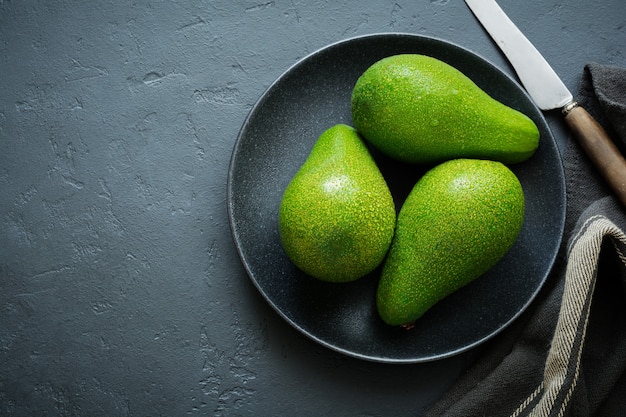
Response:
[[465, 0, 626, 208]]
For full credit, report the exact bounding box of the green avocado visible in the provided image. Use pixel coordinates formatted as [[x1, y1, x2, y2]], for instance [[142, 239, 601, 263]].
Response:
[[351, 54, 540, 164], [279, 124, 396, 283], [376, 159, 525, 327]]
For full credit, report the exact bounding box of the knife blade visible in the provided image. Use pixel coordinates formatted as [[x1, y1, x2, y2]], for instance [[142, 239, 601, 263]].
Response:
[[465, 0, 626, 208]]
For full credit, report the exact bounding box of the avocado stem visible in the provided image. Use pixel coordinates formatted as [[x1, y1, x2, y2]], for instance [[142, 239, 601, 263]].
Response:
[[401, 321, 416, 330]]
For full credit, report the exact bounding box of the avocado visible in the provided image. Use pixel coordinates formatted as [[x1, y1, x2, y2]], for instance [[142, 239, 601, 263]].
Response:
[[376, 159, 525, 327], [279, 124, 396, 283], [351, 54, 539, 164]]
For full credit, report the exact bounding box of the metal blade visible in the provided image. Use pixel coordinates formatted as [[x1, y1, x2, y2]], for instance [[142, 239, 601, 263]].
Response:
[[464, 0, 573, 110]]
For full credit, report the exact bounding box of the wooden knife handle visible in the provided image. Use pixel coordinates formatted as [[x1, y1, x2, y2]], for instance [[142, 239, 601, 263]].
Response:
[[564, 105, 626, 208]]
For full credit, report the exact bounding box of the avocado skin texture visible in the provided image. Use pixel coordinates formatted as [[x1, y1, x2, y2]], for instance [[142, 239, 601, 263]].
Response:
[[279, 124, 396, 283], [376, 159, 525, 326], [351, 54, 540, 164]]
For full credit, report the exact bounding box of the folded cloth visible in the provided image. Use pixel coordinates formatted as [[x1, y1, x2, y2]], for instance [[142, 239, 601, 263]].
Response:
[[424, 63, 626, 417]]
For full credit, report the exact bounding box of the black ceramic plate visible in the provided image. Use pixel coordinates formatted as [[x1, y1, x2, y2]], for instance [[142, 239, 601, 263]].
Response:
[[227, 33, 566, 363]]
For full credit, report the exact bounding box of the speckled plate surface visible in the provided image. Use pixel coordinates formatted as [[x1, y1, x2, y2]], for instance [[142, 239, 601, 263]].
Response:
[[227, 33, 566, 363]]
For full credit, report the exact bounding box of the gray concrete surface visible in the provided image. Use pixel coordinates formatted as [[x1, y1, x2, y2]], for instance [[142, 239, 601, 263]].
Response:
[[1, 1, 625, 415]]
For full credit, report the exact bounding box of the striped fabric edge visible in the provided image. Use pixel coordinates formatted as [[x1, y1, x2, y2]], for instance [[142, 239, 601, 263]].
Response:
[[510, 214, 626, 417]]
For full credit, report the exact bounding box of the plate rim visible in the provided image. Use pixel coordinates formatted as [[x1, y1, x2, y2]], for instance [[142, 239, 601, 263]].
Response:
[[226, 32, 566, 363]]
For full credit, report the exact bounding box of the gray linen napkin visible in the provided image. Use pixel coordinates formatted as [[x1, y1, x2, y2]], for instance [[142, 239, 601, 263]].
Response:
[[424, 63, 626, 417]]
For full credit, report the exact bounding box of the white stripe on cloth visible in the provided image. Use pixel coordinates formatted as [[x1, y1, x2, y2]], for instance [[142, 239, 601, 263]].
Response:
[[511, 215, 626, 417]]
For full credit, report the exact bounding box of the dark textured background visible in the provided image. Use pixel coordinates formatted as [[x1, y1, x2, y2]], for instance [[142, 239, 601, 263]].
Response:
[[1, 1, 625, 415]]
